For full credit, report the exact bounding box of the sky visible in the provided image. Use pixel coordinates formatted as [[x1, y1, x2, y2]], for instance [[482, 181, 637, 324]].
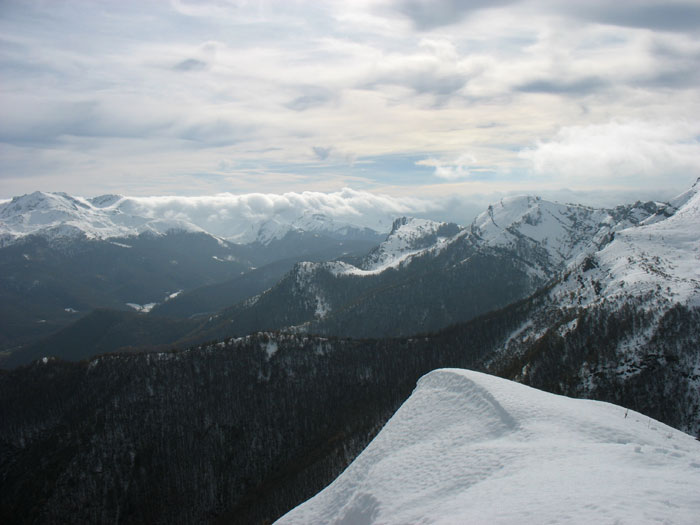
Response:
[[1, 0, 700, 221]]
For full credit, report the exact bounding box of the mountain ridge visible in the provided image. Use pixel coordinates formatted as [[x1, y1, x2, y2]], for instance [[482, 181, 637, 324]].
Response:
[[0, 191, 388, 247]]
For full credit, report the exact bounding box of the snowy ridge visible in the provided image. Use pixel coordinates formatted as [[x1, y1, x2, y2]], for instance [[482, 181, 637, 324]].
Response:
[[0, 191, 207, 246], [322, 196, 658, 280], [360, 217, 459, 272], [553, 178, 700, 309], [277, 369, 700, 524], [471, 196, 650, 270], [289, 218, 459, 278], [236, 212, 382, 245]]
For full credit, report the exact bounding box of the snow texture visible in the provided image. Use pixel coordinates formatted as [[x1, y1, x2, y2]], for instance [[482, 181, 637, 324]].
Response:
[[277, 369, 700, 525]]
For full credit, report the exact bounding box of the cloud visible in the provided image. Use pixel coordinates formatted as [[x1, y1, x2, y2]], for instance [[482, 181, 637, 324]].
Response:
[[0, 97, 175, 146], [173, 58, 207, 71], [418, 154, 479, 180], [574, 2, 700, 33], [178, 118, 253, 147], [358, 38, 468, 101], [117, 187, 440, 238], [394, 0, 519, 30], [285, 86, 335, 111], [312, 146, 332, 160], [517, 76, 608, 95], [1, 0, 699, 203], [520, 120, 700, 187]]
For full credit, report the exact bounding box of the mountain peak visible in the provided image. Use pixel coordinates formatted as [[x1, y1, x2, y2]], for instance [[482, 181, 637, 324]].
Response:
[[360, 217, 460, 272], [553, 181, 700, 310]]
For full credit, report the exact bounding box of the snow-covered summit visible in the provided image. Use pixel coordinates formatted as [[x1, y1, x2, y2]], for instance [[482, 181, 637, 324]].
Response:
[[470, 195, 655, 270], [325, 194, 660, 281], [88, 194, 124, 208], [277, 368, 700, 524], [553, 179, 700, 309], [0, 191, 139, 245], [360, 217, 461, 272]]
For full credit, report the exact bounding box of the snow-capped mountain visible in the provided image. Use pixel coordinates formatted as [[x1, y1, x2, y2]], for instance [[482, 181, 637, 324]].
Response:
[[470, 196, 651, 273], [3, 183, 699, 525], [0, 191, 387, 247], [322, 194, 662, 281], [0, 191, 206, 247], [206, 193, 664, 340], [552, 179, 700, 310], [277, 369, 700, 524], [358, 217, 461, 273]]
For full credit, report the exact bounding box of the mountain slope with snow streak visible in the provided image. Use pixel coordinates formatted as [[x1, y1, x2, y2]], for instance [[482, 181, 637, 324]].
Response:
[[277, 368, 700, 525]]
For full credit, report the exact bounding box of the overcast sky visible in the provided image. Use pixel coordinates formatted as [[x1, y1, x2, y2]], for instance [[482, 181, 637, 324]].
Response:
[[1, 0, 699, 213]]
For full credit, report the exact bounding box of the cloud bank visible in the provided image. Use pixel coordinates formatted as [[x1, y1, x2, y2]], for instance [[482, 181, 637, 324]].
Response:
[[1, 0, 699, 200], [117, 188, 440, 238], [521, 121, 700, 187]]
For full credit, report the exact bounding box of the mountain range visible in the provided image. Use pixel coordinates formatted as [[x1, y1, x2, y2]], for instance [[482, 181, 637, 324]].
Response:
[[0, 180, 698, 523], [0, 191, 383, 361]]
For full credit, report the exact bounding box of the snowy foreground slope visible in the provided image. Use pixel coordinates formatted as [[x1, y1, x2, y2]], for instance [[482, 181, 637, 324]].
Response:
[[277, 369, 700, 524]]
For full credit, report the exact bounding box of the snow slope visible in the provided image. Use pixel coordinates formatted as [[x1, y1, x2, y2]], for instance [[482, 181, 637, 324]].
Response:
[[359, 217, 459, 272], [469, 196, 662, 276], [552, 178, 700, 309], [238, 212, 382, 245], [277, 369, 700, 524]]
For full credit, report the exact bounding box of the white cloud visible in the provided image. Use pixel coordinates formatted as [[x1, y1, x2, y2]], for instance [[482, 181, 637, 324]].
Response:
[[417, 154, 479, 180], [118, 188, 439, 237], [520, 120, 700, 188]]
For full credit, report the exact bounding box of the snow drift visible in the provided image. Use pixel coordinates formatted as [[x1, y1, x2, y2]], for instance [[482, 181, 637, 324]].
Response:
[[277, 369, 700, 524]]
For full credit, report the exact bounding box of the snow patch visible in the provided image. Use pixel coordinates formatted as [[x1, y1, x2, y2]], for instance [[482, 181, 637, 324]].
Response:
[[164, 290, 182, 301], [126, 302, 157, 313], [262, 340, 278, 359]]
